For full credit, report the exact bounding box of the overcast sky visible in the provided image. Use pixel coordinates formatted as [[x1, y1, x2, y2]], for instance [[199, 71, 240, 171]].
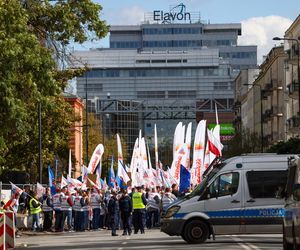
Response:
[[75, 0, 299, 64]]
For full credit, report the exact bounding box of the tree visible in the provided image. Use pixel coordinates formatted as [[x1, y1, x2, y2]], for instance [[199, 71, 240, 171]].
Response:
[[0, 0, 108, 181], [225, 128, 261, 158], [267, 138, 300, 154]]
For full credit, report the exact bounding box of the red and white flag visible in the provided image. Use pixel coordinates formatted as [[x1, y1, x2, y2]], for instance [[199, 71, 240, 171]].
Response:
[[37, 182, 45, 198], [207, 129, 223, 157], [10, 182, 23, 195], [61, 175, 68, 188]]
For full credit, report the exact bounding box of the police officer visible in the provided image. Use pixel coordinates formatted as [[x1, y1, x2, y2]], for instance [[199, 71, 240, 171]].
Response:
[[41, 187, 53, 231], [119, 189, 132, 235], [132, 186, 147, 234], [108, 190, 119, 236]]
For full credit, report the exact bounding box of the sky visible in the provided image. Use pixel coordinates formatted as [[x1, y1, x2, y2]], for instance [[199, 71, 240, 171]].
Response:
[[75, 0, 300, 64]]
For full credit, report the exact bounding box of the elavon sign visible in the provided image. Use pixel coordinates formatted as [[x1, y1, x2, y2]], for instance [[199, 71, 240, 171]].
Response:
[[153, 4, 191, 23]]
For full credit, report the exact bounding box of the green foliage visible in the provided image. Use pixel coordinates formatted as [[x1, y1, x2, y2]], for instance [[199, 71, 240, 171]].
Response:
[[225, 128, 261, 158], [267, 138, 300, 154], [0, 0, 108, 181]]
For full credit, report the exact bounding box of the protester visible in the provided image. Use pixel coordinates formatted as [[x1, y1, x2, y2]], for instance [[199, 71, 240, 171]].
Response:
[[90, 188, 101, 230], [146, 188, 161, 229], [82, 191, 90, 230], [19, 185, 30, 214], [61, 189, 74, 232], [161, 187, 177, 211], [171, 184, 180, 198], [52, 188, 63, 232], [132, 186, 147, 234], [73, 190, 84, 231], [41, 187, 53, 231], [119, 189, 132, 236]]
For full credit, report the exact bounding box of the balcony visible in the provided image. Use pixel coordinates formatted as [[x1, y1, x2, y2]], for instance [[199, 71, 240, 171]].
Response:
[[270, 106, 284, 117], [262, 109, 272, 122], [287, 115, 300, 129], [287, 80, 299, 99], [263, 82, 273, 96]]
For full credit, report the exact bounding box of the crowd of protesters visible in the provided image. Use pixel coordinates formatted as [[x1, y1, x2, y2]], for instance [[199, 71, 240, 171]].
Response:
[[2, 183, 186, 236]]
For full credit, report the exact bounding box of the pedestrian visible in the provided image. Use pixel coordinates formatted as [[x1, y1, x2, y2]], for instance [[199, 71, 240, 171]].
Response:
[[41, 187, 53, 231], [119, 189, 132, 236], [29, 191, 42, 232], [107, 190, 119, 236], [132, 186, 147, 234]]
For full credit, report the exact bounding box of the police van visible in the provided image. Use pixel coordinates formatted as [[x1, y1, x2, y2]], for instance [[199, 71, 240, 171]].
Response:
[[283, 155, 300, 250], [161, 154, 292, 244]]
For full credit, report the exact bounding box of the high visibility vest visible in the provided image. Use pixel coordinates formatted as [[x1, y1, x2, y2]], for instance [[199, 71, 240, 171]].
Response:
[[29, 198, 42, 214], [132, 192, 145, 209]]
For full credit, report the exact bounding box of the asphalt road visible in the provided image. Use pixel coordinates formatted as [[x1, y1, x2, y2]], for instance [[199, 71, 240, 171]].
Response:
[[16, 229, 283, 250]]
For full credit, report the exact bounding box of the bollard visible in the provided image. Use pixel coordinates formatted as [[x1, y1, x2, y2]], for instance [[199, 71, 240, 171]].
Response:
[[0, 213, 5, 250], [4, 211, 15, 249]]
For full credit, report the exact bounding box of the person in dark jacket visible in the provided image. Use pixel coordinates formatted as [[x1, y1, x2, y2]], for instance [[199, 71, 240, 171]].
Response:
[[108, 191, 119, 236], [119, 189, 132, 235], [41, 187, 53, 231]]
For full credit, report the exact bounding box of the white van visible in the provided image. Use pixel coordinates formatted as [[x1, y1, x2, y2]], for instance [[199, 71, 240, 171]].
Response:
[[283, 155, 300, 250], [161, 154, 293, 244]]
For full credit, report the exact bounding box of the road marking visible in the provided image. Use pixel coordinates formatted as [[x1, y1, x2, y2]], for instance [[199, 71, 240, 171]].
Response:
[[122, 242, 127, 245], [117, 248, 123, 250], [230, 235, 261, 250]]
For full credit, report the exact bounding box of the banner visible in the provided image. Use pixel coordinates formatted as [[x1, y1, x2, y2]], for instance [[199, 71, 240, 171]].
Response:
[[87, 144, 104, 174]]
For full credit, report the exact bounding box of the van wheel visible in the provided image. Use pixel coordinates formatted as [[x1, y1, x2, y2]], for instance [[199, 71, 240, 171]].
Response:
[[183, 220, 209, 244]]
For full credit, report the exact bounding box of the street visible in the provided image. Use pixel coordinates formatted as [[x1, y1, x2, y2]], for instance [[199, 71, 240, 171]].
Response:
[[16, 229, 283, 250]]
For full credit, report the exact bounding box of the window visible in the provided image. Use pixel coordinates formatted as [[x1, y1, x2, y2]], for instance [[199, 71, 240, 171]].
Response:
[[246, 171, 288, 198], [208, 172, 239, 198]]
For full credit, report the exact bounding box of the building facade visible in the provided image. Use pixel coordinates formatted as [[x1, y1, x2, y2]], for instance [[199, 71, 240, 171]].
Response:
[[284, 15, 300, 138], [72, 6, 257, 159], [65, 94, 84, 178]]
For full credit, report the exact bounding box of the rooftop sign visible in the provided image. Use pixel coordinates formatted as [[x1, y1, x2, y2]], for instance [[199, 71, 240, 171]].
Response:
[[144, 3, 201, 24]]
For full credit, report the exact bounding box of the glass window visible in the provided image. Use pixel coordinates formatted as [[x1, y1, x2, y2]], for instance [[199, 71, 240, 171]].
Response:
[[246, 171, 288, 198], [208, 172, 239, 198]]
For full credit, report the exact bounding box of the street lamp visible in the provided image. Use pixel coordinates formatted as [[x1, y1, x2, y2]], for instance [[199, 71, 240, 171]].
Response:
[[244, 84, 264, 152], [273, 37, 300, 116], [85, 71, 89, 167]]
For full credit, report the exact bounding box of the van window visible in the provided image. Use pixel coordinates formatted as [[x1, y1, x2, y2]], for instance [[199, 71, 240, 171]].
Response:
[[246, 171, 287, 198], [208, 172, 239, 198]]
